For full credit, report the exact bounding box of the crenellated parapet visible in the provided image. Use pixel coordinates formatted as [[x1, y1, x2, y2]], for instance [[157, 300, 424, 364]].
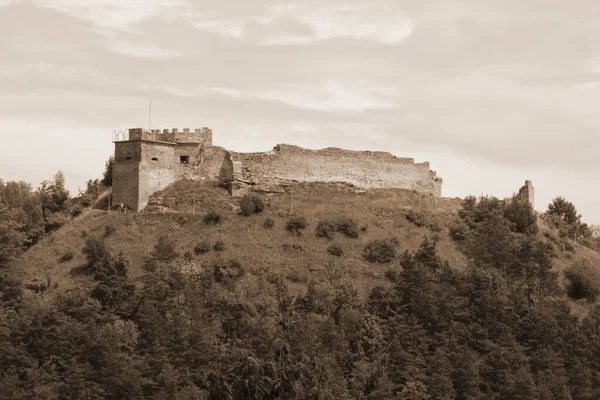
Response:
[[127, 127, 213, 146]]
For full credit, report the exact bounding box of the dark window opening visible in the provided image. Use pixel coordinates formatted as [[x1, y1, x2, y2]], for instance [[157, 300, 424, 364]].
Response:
[[125, 156, 132, 161], [151, 157, 159, 161], [180, 155, 190, 164]]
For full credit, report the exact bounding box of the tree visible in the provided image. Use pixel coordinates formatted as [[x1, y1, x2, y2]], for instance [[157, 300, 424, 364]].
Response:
[[39, 170, 70, 218], [545, 197, 589, 241], [102, 156, 114, 187]]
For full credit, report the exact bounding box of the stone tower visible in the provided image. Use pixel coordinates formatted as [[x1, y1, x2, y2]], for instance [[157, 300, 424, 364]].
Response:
[[517, 180, 535, 208], [112, 128, 212, 211]]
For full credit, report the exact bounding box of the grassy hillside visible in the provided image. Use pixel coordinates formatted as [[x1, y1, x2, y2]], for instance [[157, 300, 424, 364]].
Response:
[[6, 179, 600, 399], [13, 179, 600, 307]]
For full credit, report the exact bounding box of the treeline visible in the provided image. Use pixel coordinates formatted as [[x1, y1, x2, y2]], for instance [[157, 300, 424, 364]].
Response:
[[1, 191, 600, 399], [0, 159, 113, 266]]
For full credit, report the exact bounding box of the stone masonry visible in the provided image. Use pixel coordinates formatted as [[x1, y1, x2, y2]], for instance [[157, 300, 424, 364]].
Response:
[[112, 127, 444, 211]]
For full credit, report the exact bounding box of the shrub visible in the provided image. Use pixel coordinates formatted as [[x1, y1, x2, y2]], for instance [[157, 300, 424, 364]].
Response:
[[204, 211, 221, 225], [263, 218, 275, 229], [565, 262, 600, 302], [405, 209, 427, 227], [286, 216, 307, 236], [152, 235, 179, 262], [286, 270, 308, 283], [213, 259, 244, 283], [240, 194, 265, 216], [59, 250, 74, 263], [316, 219, 337, 239], [363, 239, 397, 264], [213, 240, 226, 252], [316, 216, 359, 239], [327, 243, 344, 257], [103, 224, 116, 238], [283, 243, 304, 252], [183, 251, 194, 261], [194, 241, 211, 255], [336, 217, 360, 238]]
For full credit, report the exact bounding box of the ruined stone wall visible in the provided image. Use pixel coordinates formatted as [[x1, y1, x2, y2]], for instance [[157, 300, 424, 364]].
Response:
[[517, 180, 535, 207], [226, 144, 442, 196]]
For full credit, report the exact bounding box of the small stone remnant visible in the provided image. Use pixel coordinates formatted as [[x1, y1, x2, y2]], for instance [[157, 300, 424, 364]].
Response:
[[517, 180, 535, 207]]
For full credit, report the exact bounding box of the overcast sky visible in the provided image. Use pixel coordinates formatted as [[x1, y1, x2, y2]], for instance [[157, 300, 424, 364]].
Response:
[[0, 0, 598, 223]]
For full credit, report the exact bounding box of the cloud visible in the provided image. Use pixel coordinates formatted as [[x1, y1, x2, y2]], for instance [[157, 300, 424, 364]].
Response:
[[1, 0, 600, 223]]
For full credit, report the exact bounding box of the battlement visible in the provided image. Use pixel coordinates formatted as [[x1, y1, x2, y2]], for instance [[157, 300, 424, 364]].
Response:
[[127, 127, 213, 146]]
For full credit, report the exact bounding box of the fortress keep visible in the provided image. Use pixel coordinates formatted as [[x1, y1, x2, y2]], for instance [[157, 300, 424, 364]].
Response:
[[112, 127, 443, 211]]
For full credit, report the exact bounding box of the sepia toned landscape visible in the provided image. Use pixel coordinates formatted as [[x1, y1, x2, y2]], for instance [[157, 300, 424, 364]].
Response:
[[2, 1, 600, 399]]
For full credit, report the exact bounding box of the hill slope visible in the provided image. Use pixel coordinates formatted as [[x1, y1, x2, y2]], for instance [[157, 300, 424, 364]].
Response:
[[13, 180, 600, 304]]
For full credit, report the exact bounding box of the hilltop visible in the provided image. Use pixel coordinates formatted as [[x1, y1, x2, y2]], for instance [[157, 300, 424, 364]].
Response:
[[14, 181, 464, 294], [12, 179, 600, 308]]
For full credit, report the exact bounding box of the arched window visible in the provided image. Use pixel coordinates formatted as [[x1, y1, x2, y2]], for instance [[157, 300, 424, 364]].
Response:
[[151, 157, 159, 161]]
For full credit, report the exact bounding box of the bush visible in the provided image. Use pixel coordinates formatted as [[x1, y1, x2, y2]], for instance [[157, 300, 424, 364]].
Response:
[[240, 194, 265, 216], [204, 211, 221, 225], [194, 241, 211, 255], [59, 250, 74, 263], [405, 209, 427, 227], [103, 224, 116, 238], [152, 236, 179, 262], [183, 251, 194, 261], [263, 218, 275, 229], [213, 259, 244, 283], [327, 243, 344, 257], [316, 216, 359, 239], [565, 262, 600, 303], [283, 243, 304, 252], [363, 239, 397, 264], [213, 240, 226, 252], [286, 270, 308, 283], [286, 216, 307, 236], [316, 219, 337, 239]]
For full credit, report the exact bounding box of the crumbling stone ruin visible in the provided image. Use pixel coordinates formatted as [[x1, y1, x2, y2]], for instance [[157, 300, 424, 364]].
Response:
[[112, 127, 443, 211], [516, 180, 535, 207]]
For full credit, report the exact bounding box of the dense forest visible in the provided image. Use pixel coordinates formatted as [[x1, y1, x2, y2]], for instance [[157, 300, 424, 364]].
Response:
[[1, 167, 600, 399]]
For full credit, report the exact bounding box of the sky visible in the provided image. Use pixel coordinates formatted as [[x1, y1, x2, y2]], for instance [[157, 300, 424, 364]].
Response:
[[0, 0, 599, 223]]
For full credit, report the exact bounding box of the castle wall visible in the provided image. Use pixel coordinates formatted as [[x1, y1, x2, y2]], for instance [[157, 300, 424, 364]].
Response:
[[115, 141, 142, 162], [137, 142, 177, 210], [227, 145, 442, 196], [112, 162, 140, 210]]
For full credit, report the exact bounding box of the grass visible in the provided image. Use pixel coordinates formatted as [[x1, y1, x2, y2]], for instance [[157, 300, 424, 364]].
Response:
[[13, 180, 599, 304]]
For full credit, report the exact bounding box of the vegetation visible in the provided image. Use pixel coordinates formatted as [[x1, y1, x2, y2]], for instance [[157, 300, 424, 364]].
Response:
[[2, 174, 600, 398], [239, 194, 265, 216], [285, 215, 307, 236], [544, 196, 591, 241], [194, 240, 211, 255], [327, 243, 344, 256], [363, 238, 397, 263], [565, 261, 600, 302], [203, 211, 221, 225], [316, 215, 360, 239], [263, 217, 275, 229]]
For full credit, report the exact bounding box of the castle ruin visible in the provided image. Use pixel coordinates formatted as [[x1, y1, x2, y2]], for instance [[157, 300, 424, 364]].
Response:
[[112, 127, 443, 211]]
